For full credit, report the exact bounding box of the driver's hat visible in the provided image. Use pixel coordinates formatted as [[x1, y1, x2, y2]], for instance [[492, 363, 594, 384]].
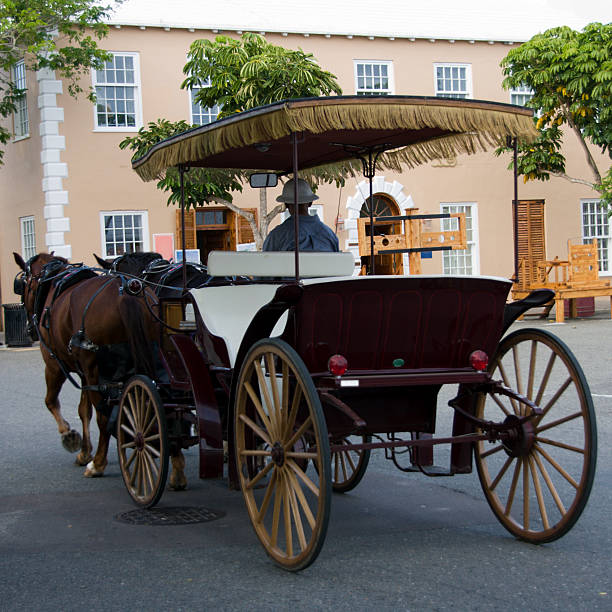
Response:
[[276, 178, 319, 204]]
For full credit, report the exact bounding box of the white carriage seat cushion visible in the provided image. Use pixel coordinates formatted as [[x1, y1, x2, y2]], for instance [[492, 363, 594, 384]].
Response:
[[190, 284, 287, 367], [207, 250, 355, 278]]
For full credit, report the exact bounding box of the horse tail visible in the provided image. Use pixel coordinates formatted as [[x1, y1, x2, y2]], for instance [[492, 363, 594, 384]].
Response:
[[118, 295, 156, 379]]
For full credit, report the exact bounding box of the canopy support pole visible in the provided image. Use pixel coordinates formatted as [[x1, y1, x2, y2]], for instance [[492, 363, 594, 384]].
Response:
[[179, 164, 188, 293], [512, 138, 519, 283], [291, 132, 300, 282]]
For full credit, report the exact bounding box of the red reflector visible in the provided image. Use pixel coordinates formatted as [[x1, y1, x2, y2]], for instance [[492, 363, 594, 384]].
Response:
[[470, 350, 489, 371], [328, 354, 348, 376]]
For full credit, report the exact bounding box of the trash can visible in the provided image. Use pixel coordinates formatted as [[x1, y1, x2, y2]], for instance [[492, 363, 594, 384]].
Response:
[[2, 303, 32, 347]]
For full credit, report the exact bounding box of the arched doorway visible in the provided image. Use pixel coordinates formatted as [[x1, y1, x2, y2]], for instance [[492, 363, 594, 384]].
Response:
[[360, 193, 403, 275]]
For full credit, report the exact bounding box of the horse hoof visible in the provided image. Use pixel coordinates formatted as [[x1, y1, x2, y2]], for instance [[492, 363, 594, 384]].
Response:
[[61, 430, 82, 453], [75, 453, 92, 466], [168, 476, 187, 491], [83, 460, 104, 478]]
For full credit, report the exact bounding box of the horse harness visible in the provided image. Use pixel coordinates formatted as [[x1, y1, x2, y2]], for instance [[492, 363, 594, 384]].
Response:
[[18, 257, 142, 394]]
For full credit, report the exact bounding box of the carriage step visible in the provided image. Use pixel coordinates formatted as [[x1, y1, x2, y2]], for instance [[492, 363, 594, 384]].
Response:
[[404, 465, 452, 476]]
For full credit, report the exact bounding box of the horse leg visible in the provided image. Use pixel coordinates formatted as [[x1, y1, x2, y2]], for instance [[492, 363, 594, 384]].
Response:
[[74, 391, 93, 466], [43, 362, 82, 453], [79, 380, 109, 477], [84, 405, 110, 477], [169, 451, 187, 491]]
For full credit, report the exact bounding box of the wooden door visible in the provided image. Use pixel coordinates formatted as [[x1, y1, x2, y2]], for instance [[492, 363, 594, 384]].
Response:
[[515, 200, 545, 289]]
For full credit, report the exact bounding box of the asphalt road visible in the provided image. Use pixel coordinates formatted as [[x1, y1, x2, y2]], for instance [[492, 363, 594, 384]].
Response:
[[0, 313, 611, 612]]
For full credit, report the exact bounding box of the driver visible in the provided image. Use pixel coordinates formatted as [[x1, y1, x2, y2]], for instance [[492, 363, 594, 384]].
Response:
[[263, 179, 340, 252]]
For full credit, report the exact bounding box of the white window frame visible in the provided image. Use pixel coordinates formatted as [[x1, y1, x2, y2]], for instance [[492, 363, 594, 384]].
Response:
[[434, 63, 472, 99], [12, 60, 29, 140], [581, 198, 610, 275], [280, 204, 324, 223], [99, 210, 150, 258], [92, 52, 142, 132], [354, 60, 394, 95], [20, 216, 36, 260], [189, 77, 221, 125], [510, 84, 534, 107], [440, 202, 479, 275]]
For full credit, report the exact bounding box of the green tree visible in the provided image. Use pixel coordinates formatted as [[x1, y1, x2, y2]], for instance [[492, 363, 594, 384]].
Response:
[[120, 118, 244, 207], [179, 32, 344, 247], [500, 22, 612, 207], [0, 0, 116, 164]]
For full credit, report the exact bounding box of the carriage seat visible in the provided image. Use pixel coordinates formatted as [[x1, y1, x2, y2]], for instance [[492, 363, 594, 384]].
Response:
[[207, 250, 356, 278], [190, 252, 354, 366]]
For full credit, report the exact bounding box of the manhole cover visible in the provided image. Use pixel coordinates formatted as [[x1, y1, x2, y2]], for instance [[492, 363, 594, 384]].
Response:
[[115, 506, 225, 526]]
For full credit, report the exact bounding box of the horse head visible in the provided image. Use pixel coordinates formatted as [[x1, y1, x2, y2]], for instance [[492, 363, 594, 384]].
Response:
[[13, 252, 69, 338], [93, 251, 164, 277]]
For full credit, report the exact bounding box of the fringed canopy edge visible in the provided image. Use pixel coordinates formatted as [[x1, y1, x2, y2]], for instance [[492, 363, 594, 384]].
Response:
[[132, 96, 537, 182]]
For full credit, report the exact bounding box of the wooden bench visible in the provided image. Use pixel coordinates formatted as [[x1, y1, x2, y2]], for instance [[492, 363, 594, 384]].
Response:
[[513, 239, 612, 323]]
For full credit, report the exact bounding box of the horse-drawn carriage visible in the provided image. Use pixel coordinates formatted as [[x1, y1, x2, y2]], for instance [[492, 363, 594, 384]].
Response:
[[17, 96, 596, 571]]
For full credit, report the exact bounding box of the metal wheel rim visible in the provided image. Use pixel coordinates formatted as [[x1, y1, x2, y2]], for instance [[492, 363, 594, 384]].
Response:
[[475, 329, 597, 542], [235, 339, 331, 571], [117, 376, 169, 508]]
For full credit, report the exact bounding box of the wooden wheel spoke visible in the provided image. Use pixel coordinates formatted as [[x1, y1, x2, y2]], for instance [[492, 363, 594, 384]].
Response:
[[282, 471, 293, 557], [286, 468, 316, 530], [497, 362, 520, 415], [286, 474, 307, 552], [480, 443, 504, 459], [256, 469, 277, 523], [285, 451, 317, 460], [142, 448, 160, 481], [522, 457, 530, 530], [286, 458, 320, 496], [535, 351, 556, 406], [244, 381, 274, 437], [283, 385, 303, 442], [512, 345, 524, 398], [120, 423, 136, 438], [239, 413, 272, 446], [284, 416, 313, 453], [533, 451, 567, 515], [490, 393, 512, 417], [141, 398, 152, 437], [144, 442, 161, 459], [254, 361, 278, 438], [245, 459, 274, 490], [123, 400, 139, 434], [120, 439, 136, 450], [535, 436, 584, 454], [504, 458, 522, 517], [529, 456, 549, 530], [537, 410, 582, 433], [265, 353, 281, 431], [339, 451, 348, 482], [344, 449, 358, 473], [124, 448, 137, 470], [527, 340, 538, 401], [490, 455, 514, 492], [240, 449, 272, 457], [538, 377, 573, 422], [534, 444, 579, 489], [270, 471, 283, 548]]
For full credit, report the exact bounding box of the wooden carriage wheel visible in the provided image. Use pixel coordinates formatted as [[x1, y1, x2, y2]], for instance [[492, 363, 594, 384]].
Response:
[[117, 375, 169, 508], [235, 339, 331, 571], [330, 436, 371, 493], [475, 329, 596, 543]]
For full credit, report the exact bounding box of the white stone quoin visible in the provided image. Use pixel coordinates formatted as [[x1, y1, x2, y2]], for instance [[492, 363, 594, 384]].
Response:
[[37, 67, 71, 259]]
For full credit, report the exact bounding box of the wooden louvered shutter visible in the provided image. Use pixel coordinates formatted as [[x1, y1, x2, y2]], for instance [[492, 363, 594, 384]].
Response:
[[515, 200, 545, 289], [237, 208, 258, 245], [175, 208, 197, 252]]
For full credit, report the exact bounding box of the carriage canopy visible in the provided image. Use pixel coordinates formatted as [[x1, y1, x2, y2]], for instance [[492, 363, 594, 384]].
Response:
[[131, 95, 537, 181]]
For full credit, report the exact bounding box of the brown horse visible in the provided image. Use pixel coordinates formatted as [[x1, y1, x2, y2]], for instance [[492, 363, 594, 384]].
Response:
[[13, 252, 159, 478]]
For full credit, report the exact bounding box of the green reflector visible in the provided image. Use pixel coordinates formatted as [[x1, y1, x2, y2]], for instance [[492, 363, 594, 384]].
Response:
[[392, 358, 405, 368]]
